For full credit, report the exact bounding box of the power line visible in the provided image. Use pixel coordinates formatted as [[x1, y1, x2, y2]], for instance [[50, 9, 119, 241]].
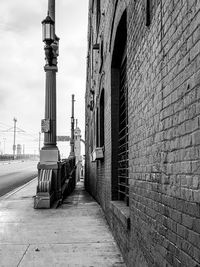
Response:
[[0, 121, 13, 128], [0, 122, 38, 138]]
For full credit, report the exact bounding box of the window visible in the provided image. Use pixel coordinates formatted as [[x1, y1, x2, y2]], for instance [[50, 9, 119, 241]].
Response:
[[100, 90, 104, 147], [118, 53, 129, 205], [90, 33, 93, 77], [90, 127, 93, 154], [99, 39, 104, 73], [96, 108, 99, 147], [145, 0, 152, 27], [92, 0, 94, 13], [96, 0, 101, 33], [111, 11, 129, 205]]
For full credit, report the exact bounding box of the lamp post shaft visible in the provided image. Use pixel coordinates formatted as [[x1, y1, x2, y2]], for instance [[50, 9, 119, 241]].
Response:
[[48, 0, 55, 22], [43, 68, 57, 148]]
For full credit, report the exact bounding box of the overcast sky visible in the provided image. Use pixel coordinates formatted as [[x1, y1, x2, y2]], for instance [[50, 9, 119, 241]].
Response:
[[0, 0, 88, 157]]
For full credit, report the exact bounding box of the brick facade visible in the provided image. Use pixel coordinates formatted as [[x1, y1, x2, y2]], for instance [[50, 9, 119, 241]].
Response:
[[85, 0, 200, 266]]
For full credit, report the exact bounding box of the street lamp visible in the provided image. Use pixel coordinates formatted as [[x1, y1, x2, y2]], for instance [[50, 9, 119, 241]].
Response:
[[40, 3, 59, 152], [35, 0, 60, 208], [42, 13, 55, 66], [42, 13, 55, 44]]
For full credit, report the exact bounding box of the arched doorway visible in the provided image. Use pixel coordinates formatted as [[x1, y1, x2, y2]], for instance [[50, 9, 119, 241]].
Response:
[[111, 10, 129, 205]]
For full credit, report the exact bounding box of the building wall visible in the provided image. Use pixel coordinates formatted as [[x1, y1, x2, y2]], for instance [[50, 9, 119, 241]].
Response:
[[85, 0, 200, 266]]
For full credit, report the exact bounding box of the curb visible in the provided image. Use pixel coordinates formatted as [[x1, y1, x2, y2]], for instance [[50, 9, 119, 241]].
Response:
[[0, 177, 38, 200]]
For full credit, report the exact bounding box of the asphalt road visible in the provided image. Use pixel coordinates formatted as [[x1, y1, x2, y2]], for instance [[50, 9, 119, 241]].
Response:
[[0, 160, 38, 197]]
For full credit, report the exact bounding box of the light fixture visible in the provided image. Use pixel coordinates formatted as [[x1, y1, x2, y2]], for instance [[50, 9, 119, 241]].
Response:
[[42, 12, 55, 45]]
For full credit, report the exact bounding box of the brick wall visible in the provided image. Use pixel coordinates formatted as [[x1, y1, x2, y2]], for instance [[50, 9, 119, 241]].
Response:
[[85, 0, 200, 266]]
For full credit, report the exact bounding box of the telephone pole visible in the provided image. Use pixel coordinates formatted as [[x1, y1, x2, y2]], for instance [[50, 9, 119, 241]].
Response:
[[13, 118, 17, 159], [70, 94, 75, 157], [3, 138, 6, 154], [39, 132, 41, 155]]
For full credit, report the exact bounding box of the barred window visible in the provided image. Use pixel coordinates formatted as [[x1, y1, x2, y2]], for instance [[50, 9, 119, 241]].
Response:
[[118, 53, 129, 205], [100, 90, 104, 147], [145, 0, 152, 27], [96, 108, 99, 147], [96, 0, 101, 33], [111, 10, 128, 205]]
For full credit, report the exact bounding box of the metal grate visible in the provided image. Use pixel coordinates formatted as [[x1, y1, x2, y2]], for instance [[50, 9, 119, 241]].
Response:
[[118, 55, 129, 205]]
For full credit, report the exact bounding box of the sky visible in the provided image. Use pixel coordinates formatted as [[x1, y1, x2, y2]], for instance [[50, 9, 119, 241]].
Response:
[[0, 0, 88, 157]]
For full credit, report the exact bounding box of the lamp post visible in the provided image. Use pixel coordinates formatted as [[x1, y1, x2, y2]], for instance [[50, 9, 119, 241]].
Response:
[[40, 0, 59, 159], [35, 0, 60, 208]]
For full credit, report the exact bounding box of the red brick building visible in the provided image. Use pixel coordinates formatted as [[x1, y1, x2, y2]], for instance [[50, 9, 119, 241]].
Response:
[[85, 0, 200, 266]]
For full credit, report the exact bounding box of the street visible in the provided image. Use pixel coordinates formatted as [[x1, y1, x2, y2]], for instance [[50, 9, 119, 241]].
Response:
[[0, 160, 38, 197]]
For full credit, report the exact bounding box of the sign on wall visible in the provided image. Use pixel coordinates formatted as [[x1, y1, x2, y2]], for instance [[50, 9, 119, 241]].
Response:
[[57, 136, 71, 142], [41, 119, 50, 133]]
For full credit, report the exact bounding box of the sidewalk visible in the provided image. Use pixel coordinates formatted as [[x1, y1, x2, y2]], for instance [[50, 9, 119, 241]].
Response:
[[0, 179, 126, 267]]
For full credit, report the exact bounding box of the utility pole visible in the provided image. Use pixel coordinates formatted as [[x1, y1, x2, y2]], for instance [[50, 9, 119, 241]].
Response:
[[70, 94, 75, 157], [3, 138, 6, 154], [39, 132, 41, 155], [13, 118, 17, 159]]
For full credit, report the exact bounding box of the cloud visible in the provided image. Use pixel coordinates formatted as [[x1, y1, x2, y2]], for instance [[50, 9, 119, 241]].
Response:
[[0, 90, 6, 106], [0, 0, 46, 33], [0, 0, 88, 154]]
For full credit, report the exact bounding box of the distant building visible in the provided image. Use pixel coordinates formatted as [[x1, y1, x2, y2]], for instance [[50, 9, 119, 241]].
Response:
[[0, 142, 2, 155], [17, 144, 22, 155], [74, 125, 82, 163], [74, 124, 83, 181], [85, 0, 200, 266]]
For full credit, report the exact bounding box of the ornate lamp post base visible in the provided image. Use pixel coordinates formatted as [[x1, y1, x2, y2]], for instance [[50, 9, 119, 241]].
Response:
[[35, 143, 61, 209], [35, 161, 61, 209]]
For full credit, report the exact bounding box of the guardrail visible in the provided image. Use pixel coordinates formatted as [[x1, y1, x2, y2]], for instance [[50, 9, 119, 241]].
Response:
[[34, 156, 76, 209], [0, 155, 38, 161], [59, 157, 76, 201]]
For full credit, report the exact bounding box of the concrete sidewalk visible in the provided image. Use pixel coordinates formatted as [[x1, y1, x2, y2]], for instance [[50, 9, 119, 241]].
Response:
[[0, 179, 126, 267]]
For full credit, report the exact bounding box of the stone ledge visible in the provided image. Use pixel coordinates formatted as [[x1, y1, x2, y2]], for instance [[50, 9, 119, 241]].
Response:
[[110, 201, 130, 230]]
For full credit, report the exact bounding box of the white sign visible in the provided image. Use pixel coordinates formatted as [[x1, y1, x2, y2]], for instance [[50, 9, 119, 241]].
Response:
[[41, 119, 50, 133]]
